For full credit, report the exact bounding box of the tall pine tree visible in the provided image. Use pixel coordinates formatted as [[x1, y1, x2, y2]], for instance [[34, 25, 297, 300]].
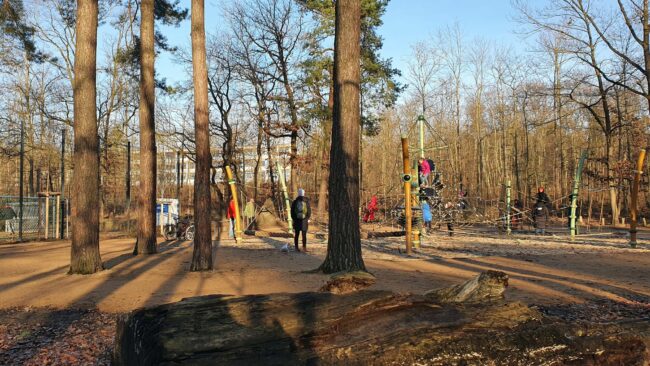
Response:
[[189, 0, 212, 271], [70, 0, 102, 274], [319, 0, 366, 273]]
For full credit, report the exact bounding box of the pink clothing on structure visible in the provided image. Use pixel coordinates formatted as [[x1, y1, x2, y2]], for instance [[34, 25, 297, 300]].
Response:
[[419, 160, 431, 176]]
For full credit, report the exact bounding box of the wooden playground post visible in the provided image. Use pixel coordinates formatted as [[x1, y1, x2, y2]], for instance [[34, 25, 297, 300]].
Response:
[[401, 136, 412, 255], [570, 150, 588, 240], [225, 165, 243, 243], [276, 162, 294, 234], [630, 148, 646, 247]]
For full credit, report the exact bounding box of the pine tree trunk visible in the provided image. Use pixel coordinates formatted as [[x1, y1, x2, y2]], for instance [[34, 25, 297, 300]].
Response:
[[70, 0, 102, 274], [190, 0, 213, 271], [319, 0, 365, 274], [316, 139, 329, 220], [136, 0, 157, 255], [317, 82, 334, 220]]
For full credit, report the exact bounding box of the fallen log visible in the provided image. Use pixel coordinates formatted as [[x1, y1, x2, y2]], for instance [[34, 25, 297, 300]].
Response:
[[114, 272, 650, 365]]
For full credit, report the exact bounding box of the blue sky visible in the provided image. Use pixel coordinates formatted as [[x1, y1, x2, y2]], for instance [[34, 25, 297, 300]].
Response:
[[156, 0, 530, 85], [380, 0, 526, 71]]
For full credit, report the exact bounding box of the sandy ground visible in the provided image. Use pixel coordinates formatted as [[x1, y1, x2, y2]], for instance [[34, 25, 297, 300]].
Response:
[[1, 230, 649, 313]]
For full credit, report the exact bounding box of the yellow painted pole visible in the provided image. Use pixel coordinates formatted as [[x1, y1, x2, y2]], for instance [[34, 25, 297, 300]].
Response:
[[225, 166, 242, 243], [630, 148, 646, 247], [401, 136, 412, 255]]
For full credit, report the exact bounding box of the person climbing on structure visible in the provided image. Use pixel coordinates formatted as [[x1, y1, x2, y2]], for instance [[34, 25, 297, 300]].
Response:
[[426, 158, 436, 185], [418, 158, 430, 186], [290, 188, 311, 252], [421, 198, 432, 235], [363, 195, 378, 223]]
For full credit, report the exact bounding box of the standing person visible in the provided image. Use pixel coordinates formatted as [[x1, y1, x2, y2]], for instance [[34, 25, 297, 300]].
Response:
[[421, 199, 432, 235], [363, 195, 378, 223], [226, 198, 236, 238], [536, 186, 551, 208], [290, 188, 311, 252], [533, 200, 549, 235], [243, 198, 255, 229]]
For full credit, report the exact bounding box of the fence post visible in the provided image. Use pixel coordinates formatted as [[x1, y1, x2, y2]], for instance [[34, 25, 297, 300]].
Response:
[[19, 112, 24, 242], [506, 180, 511, 235], [56, 194, 60, 239], [44, 194, 49, 240], [60, 129, 65, 239]]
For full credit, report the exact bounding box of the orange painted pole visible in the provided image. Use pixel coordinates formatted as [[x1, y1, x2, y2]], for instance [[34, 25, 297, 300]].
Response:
[[630, 148, 646, 247]]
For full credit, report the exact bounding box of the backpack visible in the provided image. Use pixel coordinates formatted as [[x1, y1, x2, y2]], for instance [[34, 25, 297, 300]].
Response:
[[427, 159, 436, 172], [296, 200, 307, 220]]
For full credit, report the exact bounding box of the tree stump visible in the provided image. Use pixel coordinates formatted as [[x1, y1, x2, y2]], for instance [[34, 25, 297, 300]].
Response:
[[319, 271, 376, 294], [114, 271, 650, 365], [424, 269, 509, 303]]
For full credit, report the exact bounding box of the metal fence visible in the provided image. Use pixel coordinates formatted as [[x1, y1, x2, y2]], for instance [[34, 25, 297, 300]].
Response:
[[0, 196, 67, 243]]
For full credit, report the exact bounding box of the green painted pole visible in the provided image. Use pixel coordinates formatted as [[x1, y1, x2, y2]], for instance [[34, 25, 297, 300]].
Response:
[[570, 150, 588, 239], [277, 162, 293, 234], [417, 115, 425, 160], [506, 180, 511, 235], [401, 136, 412, 255]]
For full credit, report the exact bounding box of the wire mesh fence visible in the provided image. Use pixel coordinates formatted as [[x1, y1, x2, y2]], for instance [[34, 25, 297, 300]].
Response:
[[0, 196, 67, 243]]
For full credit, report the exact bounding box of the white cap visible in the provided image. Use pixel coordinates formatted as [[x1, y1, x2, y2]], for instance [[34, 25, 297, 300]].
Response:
[[298, 188, 305, 197]]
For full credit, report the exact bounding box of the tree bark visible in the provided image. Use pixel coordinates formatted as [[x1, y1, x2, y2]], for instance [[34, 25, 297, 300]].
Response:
[[70, 0, 102, 274], [136, 0, 157, 255], [319, 0, 365, 274], [189, 0, 213, 271], [316, 82, 334, 220]]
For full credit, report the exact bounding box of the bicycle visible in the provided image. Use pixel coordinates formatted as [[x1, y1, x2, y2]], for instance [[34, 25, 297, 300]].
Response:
[[163, 216, 195, 241]]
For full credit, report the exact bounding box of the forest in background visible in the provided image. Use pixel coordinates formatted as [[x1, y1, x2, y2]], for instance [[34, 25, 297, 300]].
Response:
[[2, 0, 650, 227]]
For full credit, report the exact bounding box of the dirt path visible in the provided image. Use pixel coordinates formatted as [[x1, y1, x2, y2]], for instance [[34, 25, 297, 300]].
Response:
[[1, 233, 649, 313]]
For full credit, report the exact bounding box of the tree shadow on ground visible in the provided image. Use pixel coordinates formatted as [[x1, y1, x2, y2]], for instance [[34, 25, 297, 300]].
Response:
[[425, 257, 650, 304], [0, 239, 192, 362]]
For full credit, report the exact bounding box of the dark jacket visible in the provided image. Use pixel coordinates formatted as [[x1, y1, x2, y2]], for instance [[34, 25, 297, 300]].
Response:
[[290, 197, 311, 229], [536, 192, 551, 206], [533, 202, 549, 228]]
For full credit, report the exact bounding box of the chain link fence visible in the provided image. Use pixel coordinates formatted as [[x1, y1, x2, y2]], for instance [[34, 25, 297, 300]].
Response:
[[0, 196, 68, 244]]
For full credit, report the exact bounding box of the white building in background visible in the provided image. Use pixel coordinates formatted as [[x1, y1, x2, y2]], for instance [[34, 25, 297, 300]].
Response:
[[132, 143, 293, 190]]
